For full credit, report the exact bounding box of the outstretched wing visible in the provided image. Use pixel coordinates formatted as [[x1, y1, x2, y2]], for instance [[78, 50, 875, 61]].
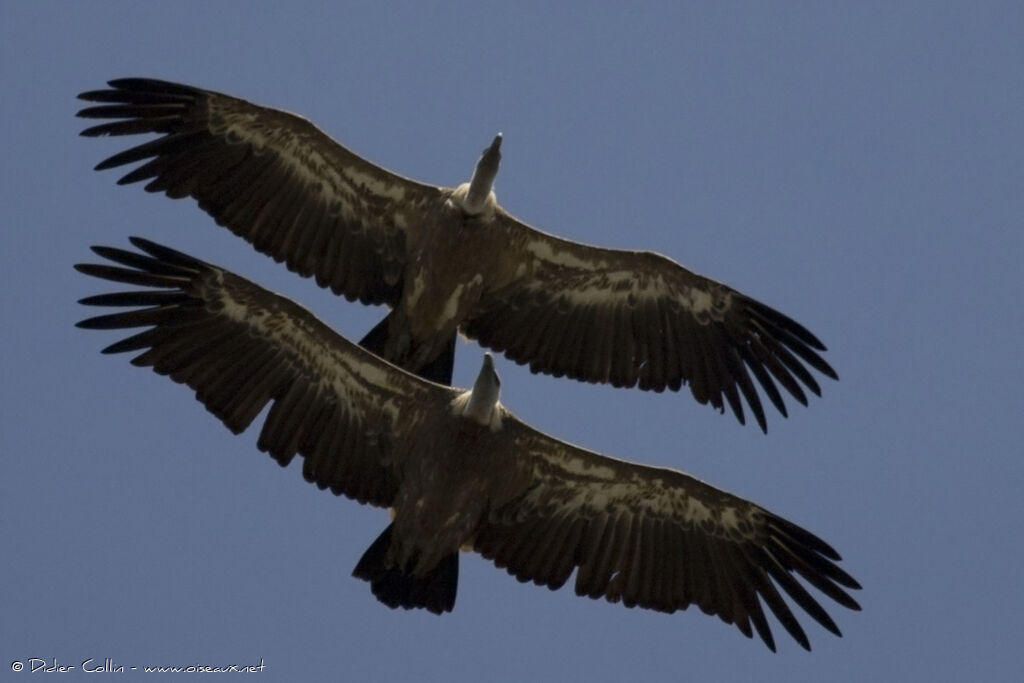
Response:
[[76, 237, 454, 506], [78, 78, 446, 306], [463, 216, 838, 432], [475, 416, 860, 651]]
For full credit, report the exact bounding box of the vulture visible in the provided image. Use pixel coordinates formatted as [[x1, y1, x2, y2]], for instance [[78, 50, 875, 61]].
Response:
[[78, 78, 838, 432], [75, 237, 860, 651]]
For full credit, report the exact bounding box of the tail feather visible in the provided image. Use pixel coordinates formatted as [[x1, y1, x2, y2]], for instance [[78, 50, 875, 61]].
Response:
[[352, 523, 459, 615], [358, 313, 391, 357], [417, 334, 455, 385], [358, 313, 456, 386]]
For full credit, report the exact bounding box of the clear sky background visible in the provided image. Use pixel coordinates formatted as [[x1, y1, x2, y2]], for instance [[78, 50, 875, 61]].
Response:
[[3, 2, 1022, 681]]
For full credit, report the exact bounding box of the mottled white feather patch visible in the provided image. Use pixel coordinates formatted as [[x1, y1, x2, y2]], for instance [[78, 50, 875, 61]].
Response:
[[341, 166, 407, 202], [526, 239, 608, 271], [549, 457, 618, 481], [210, 102, 406, 215], [685, 287, 715, 316], [544, 271, 663, 307], [439, 274, 483, 326]]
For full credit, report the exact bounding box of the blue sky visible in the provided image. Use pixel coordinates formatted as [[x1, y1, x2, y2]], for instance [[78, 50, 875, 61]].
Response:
[[3, 2, 1022, 680]]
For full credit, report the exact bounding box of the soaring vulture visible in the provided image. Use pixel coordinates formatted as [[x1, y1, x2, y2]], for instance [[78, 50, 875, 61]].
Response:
[[78, 78, 838, 432], [75, 237, 859, 651]]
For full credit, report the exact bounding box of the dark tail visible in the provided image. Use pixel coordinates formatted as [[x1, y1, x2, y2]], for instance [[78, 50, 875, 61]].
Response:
[[358, 313, 392, 357], [358, 313, 456, 386], [352, 523, 459, 615], [417, 334, 455, 385]]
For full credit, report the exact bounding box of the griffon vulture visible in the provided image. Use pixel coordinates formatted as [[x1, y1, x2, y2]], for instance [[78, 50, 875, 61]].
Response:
[[77, 78, 838, 432], [75, 237, 859, 651]]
